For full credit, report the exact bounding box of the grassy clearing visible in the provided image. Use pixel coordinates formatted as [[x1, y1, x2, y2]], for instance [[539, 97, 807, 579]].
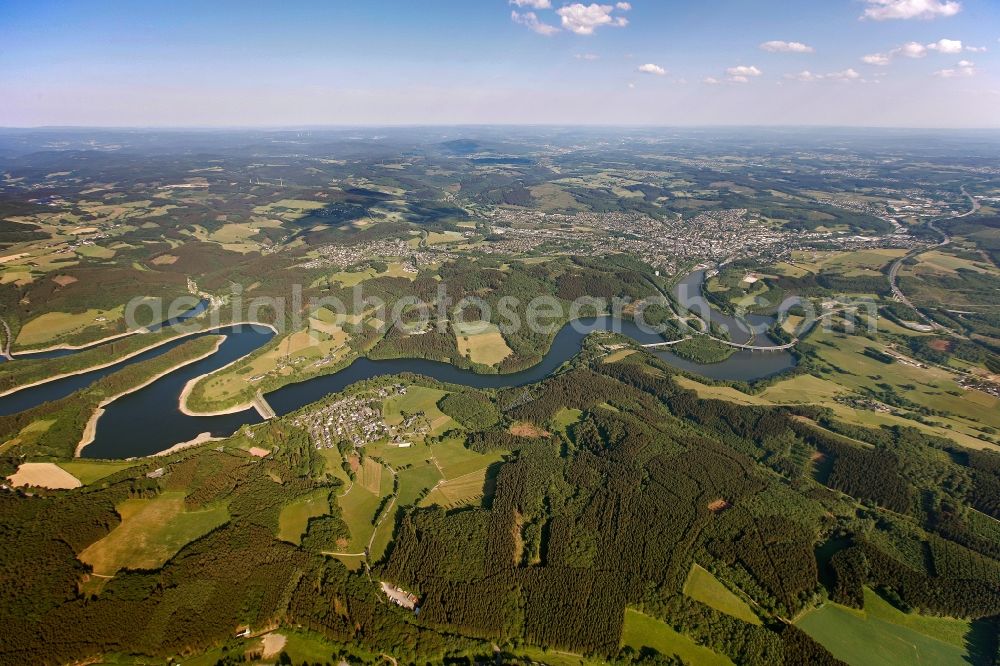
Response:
[[454, 321, 513, 366], [790, 248, 906, 276], [336, 465, 393, 553], [682, 564, 760, 625], [550, 407, 583, 437], [603, 348, 636, 363], [15, 306, 126, 347], [79, 492, 229, 576], [621, 608, 734, 666], [277, 488, 331, 544], [396, 463, 443, 507], [57, 460, 139, 485], [325, 261, 417, 287], [7, 462, 81, 489], [678, 369, 997, 451], [432, 436, 506, 479], [422, 468, 487, 509], [357, 457, 383, 494], [910, 249, 992, 276], [383, 385, 454, 436], [795, 589, 978, 666], [810, 328, 1000, 432], [192, 324, 353, 405], [317, 447, 352, 487]]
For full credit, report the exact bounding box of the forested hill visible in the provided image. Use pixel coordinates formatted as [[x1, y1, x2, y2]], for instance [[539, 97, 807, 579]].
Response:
[[2, 347, 999, 664]]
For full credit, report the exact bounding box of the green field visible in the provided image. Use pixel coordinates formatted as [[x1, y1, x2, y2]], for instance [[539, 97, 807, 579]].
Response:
[[422, 468, 488, 509], [454, 321, 513, 366], [621, 608, 734, 666], [395, 463, 443, 506], [335, 466, 393, 553], [550, 407, 583, 437], [15, 306, 126, 347], [78, 492, 229, 576], [682, 564, 761, 625], [277, 488, 331, 544], [383, 385, 455, 436], [57, 460, 139, 485], [430, 435, 506, 479], [795, 588, 980, 666]]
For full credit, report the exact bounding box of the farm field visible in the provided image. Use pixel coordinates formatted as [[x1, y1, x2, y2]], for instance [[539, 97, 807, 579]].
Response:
[[7, 462, 81, 489], [682, 564, 761, 625], [57, 460, 139, 485], [325, 261, 417, 287], [421, 467, 488, 509], [789, 248, 906, 276], [78, 492, 229, 576], [335, 462, 393, 554], [678, 366, 998, 452], [430, 435, 506, 479], [15, 306, 126, 348], [383, 385, 454, 436], [795, 588, 981, 666], [190, 325, 354, 407], [454, 321, 513, 366], [277, 488, 331, 544], [620, 608, 734, 666], [395, 463, 442, 507]]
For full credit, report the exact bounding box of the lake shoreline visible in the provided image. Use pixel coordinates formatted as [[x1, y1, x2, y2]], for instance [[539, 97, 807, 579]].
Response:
[[75, 336, 227, 458], [1, 321, 279, 399]]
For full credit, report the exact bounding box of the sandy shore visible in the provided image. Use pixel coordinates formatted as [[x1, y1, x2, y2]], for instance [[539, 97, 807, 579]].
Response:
[[176, 321, 280, 417], [1, 320, 278, 399], [148, 431, 222, 458], [13, 328, 145, 356], [74, 336, 227, 458]]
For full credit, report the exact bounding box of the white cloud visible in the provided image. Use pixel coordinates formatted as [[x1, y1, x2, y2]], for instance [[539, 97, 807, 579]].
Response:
[[637, 63, 666, 76], [935, 60, 976, 77], [863, 53, 892, 65], [575, 53, 600, 60], [786, 68, 861, 82], [511, 10, 560, 35], [556, 3, 628, 35], [927, 38, 963, 53], [704, 65, 763, 84], [726, 65, 763, 83], [865, 38, 981, 65], [510, 0, 552, 8], [786, 71, 821, 82], [616, 2, 631, 10], [760, 40, 815, 53], [897, 41, 929, 57], [862, 0, 962, 20], [827, 68, 862, 81]]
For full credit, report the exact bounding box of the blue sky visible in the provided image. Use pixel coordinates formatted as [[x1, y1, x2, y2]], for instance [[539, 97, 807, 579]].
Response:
[[1, 0, 998, 127]]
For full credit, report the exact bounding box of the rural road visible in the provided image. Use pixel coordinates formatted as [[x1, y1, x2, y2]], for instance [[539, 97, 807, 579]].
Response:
[[0, 318, 12, 360], [886, 186, 978, 339]]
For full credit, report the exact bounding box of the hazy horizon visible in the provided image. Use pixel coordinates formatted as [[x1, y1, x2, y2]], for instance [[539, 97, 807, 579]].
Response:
[[3, 0, 999, 128]]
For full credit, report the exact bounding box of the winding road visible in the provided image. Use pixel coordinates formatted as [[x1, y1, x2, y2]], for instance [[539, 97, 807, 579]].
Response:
[[0, 318, 12, 360], [887, 186, 979, 339]]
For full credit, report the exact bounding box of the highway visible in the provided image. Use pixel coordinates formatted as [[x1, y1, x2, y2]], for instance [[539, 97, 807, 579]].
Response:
[[887, 186, 979, 339]]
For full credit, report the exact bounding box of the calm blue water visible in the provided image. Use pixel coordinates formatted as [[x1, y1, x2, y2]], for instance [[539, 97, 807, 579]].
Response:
[[4, 299, 209, 361], [656, 270, 796, 380], [0, 273, 798, 458]]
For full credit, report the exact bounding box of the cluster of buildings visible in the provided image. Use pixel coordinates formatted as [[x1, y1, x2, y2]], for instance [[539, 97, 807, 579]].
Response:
[[479, 208, 919, 277], [291, 384, 424, 450], [299, 238, 455, 271], [959, 375, 1000, 399]]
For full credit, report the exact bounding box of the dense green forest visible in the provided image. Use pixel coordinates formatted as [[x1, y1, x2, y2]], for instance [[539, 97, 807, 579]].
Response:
[[2, 342, 999, 664]]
